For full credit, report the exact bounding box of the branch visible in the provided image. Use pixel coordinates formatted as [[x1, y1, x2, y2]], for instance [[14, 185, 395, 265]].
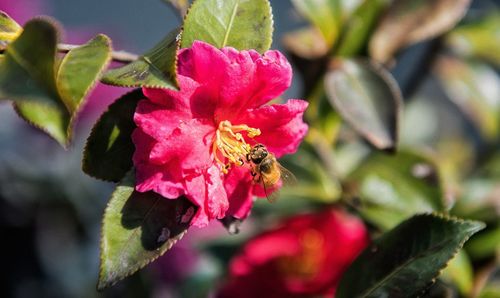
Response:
[[57, 43, 138, 63], [0, 43, 139, 64]]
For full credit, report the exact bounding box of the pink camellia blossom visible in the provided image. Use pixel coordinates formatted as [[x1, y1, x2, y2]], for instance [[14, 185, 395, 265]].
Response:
[[132, 41, 308, 227], [217, 209, 370, 298]]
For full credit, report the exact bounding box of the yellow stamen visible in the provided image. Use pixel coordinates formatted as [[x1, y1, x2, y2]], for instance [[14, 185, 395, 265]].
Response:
[[213, 120, 261, 173]]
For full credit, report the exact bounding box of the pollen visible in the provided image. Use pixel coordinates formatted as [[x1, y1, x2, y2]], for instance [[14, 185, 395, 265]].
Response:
[[212, 120, 260, 174], [213, 120, 261, 174]]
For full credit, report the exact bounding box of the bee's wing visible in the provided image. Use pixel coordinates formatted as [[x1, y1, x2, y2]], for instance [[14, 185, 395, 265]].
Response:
[[278, 164, 298, 187], [263, 182, 280, 203]]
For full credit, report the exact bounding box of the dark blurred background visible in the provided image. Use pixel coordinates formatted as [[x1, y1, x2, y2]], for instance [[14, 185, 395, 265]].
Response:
[[0, 0, 498, 297]]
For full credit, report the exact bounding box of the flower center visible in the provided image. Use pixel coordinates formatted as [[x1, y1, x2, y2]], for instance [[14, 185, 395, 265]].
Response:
[[277, 229, 325, 279], [213, 120, 261, 173]]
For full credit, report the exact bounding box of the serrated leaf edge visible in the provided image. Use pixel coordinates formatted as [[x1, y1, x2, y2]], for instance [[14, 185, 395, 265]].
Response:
[[61, 35, 113, 147], [96, 172, 189, 290], [358, 212, 485, 298], [101, 28, 181, 90]]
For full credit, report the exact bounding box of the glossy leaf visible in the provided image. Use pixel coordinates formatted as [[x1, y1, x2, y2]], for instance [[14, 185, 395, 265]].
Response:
[[369, 0, 471, 64], [98, 171, 197, 290], [290, 0, 341, 46], [434, 56, 500, 140], [446, 12, 500, 66], [181, 0, 273, 53], [347, 151, 445, 230], [83, 89, 144, 182], [335, 0, 387, 57], [57, 34, 111, 114], [102, 28, 180, 89], [0, 11, 21, 43], [337, 213, 485, 298], [325, 58, 402, 151]]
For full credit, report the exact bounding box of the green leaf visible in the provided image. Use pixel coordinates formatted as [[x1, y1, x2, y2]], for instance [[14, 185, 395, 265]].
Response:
[[0, 11, 21, 43], [0, 18, 71, 145], [102, 28, 180, 89], [57, 34, 111, 114], [324, 58, 402, 151], [83, 89, 144, 182], [98, 171, 197, 290], [290, 0, 341, 46], [434, 56, 500, 140], [14, 101, 69, 146], [336, 213, 485, 298], [369, 0, 471, 64], [348, 151, 445, 230], [0, 18, 113, 146], [0, 18, 60, 104], [181, 0, 273, 53], [335, 0, 387, 57], [446, 12, 500, 66]]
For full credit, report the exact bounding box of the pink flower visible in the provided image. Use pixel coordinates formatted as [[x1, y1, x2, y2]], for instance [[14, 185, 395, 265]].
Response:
[[217, 209, 370, 298], [132, 41, 308, 227]]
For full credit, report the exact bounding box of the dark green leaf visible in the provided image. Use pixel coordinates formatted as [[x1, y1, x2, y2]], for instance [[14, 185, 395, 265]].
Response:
[[348, 151, 445, 230], [83, 89, 144, 182], [434, 56, 500, 140], [325, 58, 402, 151], [102, 28, 180, 89], [0, 11, 21, 43], [98, 171, 197, 290], [335, 0, 387, 57], [57, 34, 111, 114], [336, 213, 485, 298], [369, 0, 471, 64], [447, 12, 500, 66], [181, 0, 273, 53], [290, 0, 341, 46]]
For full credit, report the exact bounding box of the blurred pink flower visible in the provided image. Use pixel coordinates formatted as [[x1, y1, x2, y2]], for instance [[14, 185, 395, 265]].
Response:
[[133, 41, 308, 227], [217, 209, 370, 298]]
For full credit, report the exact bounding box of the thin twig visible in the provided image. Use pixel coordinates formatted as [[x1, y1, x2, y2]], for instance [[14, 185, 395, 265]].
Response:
[[0, 43, 139, 64], [57, 43, 138, 63]]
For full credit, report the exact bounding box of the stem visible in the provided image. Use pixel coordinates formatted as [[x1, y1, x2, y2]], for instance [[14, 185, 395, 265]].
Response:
[[57, 43, 138, 63], [0, 43, 139, 64]]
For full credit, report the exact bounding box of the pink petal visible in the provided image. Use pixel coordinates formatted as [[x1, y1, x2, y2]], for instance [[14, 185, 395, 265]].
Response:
[[132, 130, 185, 198], [149, 118, 215, 170], [177, 41, 293, 121], [134, 99, 190, 141], [224, 167, 255, 219], [184, 166, 229, 227], [238, 100, 309, 158]]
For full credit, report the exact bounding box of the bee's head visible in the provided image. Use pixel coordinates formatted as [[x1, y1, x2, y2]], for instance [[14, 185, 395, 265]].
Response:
[[248, 144, 268, 164]]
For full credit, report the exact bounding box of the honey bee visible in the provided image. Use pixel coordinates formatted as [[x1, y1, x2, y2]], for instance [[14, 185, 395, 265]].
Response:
[[247, 144, 297, 203]]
